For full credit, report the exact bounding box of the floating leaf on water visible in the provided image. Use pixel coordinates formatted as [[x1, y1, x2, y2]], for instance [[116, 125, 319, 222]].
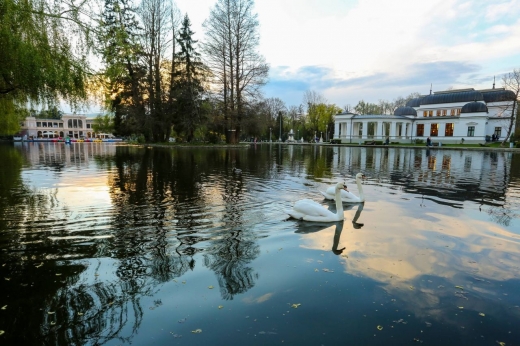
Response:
[[0, 330, 4, 336], [291, 303, 301, 309], [94, 273, 99, 276], [55, 273, 61, 276], [1, 305, 6, 310], [77, 312, 84, 316], [173, 279, 177, 282], [377, 325, 383, 330], [182, 281, 186, 284], [4, 278, 10, 281], [496, 341, 506, 346], [455, 286, 464, 290], [322, 268, 334, 273], [278, 248, 283, 251], [35, 262, 43, 268], [409, 286, 414, 290], [191, 329, 202, 333], [425, 322, 432, 327], [458, 306, 464, 309], [479, 312, 485, 317], [178, 318, 187, 323], [314, 269, 319, 272], [218, 305, 224, 309], [48, 311, 55, 315], [50, 322, 55, 326], [208, 285, 214, 289]]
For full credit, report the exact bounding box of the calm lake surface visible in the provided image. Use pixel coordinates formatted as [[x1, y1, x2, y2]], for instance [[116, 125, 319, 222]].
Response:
[[1, 142, 520, 345]]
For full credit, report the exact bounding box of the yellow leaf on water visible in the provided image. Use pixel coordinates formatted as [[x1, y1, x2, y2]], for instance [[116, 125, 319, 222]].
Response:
[[458, 306, 464, 309], [218, 305, 224, 309], [455, 286, 464, 290], [77, 312, 84, 316], [291, 303, 301, 309], [0, 330, 4, 336], [409, 286, 414, 290], [48, 311, 55, 315], [191, 329, 202, 333], [1, 305, 6, 310], [497, 341, 506, 346], [479, 312, 485, 317], [377, 325, 383, 330], [208, 285, 214, 289], [314, 269, 319, 272]]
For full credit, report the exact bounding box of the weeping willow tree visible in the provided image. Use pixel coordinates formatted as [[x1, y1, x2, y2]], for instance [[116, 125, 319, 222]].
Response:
[[0, 0, 93, 135]]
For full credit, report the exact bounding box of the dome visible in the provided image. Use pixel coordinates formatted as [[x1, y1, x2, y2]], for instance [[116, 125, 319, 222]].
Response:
[[482, 90, 516, 103], [461, 101, 488, 113], [406, 97, 423, 107], [420, 90, 484, 105], [394, 106, 417, 116]]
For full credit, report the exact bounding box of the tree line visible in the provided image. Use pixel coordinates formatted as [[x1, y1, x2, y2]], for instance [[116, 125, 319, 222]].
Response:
[[1, 0, 519, 143]]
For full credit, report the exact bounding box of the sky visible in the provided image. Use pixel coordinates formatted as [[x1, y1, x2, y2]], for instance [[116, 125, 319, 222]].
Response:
[[173, 0, 520, 110]]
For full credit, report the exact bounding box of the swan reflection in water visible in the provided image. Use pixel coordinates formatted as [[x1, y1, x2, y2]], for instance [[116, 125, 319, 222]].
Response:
[[294, 203, 365, 255]]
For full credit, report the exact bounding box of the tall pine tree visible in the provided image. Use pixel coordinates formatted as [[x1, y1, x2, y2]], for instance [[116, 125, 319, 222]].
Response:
[[173, 14, 206, 142]]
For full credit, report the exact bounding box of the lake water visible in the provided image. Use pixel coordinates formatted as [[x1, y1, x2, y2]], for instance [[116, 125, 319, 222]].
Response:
[[1, 142, 519, 345]]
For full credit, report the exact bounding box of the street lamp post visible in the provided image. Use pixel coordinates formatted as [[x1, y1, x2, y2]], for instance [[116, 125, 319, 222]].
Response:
[[279, 114, 282, 142], [297, 129, 299, 142], [269, 127, 272, 142]]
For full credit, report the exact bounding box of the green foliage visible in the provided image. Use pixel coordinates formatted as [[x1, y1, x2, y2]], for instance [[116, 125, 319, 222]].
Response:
[[92, 114, 115, 134], [207, 131, 224, 144], [0, 0, 90, 130]]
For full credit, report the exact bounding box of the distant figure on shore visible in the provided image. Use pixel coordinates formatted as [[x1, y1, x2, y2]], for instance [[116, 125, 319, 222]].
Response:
[[384, 137, 389, 145], [426, 137, 432, 147]]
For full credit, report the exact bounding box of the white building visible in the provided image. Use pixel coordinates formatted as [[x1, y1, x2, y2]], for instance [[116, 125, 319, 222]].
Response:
[[18, 114, 113, 140], [334, 87, 516, 144]]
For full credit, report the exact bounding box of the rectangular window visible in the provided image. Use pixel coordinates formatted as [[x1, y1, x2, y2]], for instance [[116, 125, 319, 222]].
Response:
[[36, 122, 41, 127], [436, 110, 441, 116], [430, 123, 439, 136], [467, 126, 475, 137], [445, 123, 454, 136], [457, 109, 461, 115], [417, 124, 424, 136], [450, 109, 455, 116], [423, 111, 428, 117], [442, 109, 447, 116], [428, 110, 433, 117], [494, 127, 502, 138], [87, 124, 91, 129]]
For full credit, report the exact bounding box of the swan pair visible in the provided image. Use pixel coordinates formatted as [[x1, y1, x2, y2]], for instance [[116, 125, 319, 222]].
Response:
[[287, 173, 366, 223], [321, 173, 366, 203]]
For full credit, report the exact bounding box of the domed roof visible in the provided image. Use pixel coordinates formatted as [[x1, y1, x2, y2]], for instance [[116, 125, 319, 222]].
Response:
[[420, 90, 484, 105], [406, 97, 423, 107], [394, 106, 417, 116], [461, 101, 488, 113], [481, 89, 516, 103]]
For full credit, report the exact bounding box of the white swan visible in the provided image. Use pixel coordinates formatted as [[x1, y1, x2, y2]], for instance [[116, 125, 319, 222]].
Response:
[[288, 182, 348, 222], [320, 173, 366, 203]]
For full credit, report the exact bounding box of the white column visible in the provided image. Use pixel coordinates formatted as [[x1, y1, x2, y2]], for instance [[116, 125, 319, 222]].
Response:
[[362, 122, 368, 139], [334, 122, 340, 139], [390, 122, 397, 139]]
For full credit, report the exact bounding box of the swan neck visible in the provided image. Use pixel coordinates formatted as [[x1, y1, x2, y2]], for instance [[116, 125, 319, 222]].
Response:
[[357, 178, 365, 202], [335, 189, 344, 220]]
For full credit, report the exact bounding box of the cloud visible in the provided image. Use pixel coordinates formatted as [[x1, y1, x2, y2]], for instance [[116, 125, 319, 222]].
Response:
[[264, 60, 484, 106]]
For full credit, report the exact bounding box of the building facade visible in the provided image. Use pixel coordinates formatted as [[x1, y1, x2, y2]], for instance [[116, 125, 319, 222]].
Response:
[[334, 87, 516, 144], [18, 114, 113, 140]]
